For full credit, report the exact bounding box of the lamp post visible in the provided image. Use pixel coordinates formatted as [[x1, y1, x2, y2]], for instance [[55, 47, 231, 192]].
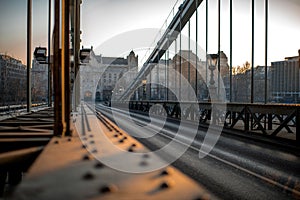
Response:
[[207, 54, 219, 101]]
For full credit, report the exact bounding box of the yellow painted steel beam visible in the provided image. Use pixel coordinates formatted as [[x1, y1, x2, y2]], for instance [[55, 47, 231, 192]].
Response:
[[12, 103, 214, 199]]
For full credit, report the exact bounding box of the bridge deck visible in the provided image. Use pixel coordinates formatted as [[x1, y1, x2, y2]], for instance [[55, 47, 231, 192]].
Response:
[[2, 105, 212, 200]]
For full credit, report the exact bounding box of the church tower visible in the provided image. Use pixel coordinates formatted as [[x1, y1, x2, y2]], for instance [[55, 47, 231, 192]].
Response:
[[127, 50, 138, 70]]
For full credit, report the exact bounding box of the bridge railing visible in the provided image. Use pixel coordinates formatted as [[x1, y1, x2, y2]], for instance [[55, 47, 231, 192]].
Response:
[[0, 103, 48, 117], [111, 100, 300, 145]]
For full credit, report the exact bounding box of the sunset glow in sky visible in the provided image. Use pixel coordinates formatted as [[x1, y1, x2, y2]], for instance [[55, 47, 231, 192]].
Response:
[[0, 0, 299, 67]]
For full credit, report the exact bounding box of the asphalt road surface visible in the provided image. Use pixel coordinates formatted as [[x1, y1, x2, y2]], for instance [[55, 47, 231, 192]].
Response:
[[96, 104, 300, 200]]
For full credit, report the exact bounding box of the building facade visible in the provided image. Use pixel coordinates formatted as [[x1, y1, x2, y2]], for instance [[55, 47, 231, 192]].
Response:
[[0, 54, 27, 105], [142, 50, 230, 101], [31, 58, 48, 102], [80, 50, 138, 102], [172, 50, 229, 101], [232, 65, 271, 103], [146, 59, 173, 100], [270, 51, 300, 103]]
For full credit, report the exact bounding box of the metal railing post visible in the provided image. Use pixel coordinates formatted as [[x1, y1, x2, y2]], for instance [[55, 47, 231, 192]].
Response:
[[297, 108, 300, 145]]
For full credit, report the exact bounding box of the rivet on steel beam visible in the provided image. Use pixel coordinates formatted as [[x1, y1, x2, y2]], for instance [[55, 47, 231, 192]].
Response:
[[94, 162, 104, 169], [159, 182, 170, 190], [54, 140, 59, 144], [139, 161, 148, 166], [193, 194, 210, 200], [67, 138, 72, 142], [123, 136, 127, 140], [90, 140, 95, 144], [89, 134, 94, 138], [128, 147, 134, 152], [82, 172, 94, 180], [143, 154, 150, 158], [114, 134, 118, 138], [119, 139, 124, 143], [91, 149, 98, 153], [160, 169, 170, 176], [119, 132, 123, 135], [131, 143, 136, 147], [82, 154, 90, 161], [82, 144, 87, 149], [99, 185, 117, 194]]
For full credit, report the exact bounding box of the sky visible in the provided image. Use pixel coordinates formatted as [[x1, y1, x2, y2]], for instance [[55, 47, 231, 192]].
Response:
[[0, 0, 299, 67], [0, 0, 49, 63]]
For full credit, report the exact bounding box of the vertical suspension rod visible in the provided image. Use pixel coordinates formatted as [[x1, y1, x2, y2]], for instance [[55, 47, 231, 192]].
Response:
[[53, 0, 62, 136], [229, 0, 233, 102], [205, 0, 208, 99], [188, 20, 191, 99], [217, 0, 221, 99], [179, 9, 182, 101], [48, 0, 52, 107], [63, 0, 70, 136], [251, 0, 255, 103], [27, 0, 32, 112], [264, 0, 268, 104], [74, 0, 81, 111], [195, 0, 198, 99]]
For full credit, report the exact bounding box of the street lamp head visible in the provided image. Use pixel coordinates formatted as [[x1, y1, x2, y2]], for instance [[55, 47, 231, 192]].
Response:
[[34, 47, 47, 63], [207, 54, 219, 96], [207, 54, 219, 69], [142, 79, 147, 85], [79, 48, 91, 64]]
